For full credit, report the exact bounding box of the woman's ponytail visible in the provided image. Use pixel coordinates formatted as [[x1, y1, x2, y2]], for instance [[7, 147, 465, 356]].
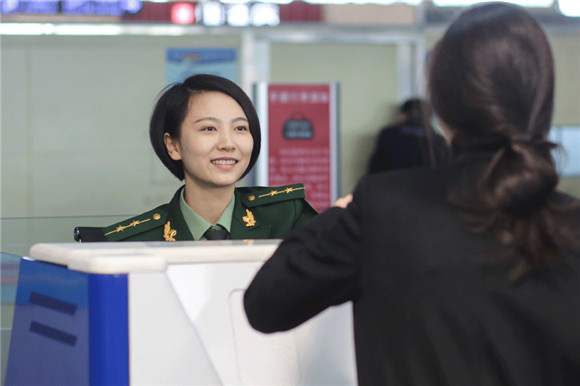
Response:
[[479, 138, 558, 218]]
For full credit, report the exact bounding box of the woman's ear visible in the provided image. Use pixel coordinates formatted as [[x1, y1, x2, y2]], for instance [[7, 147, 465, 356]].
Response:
[[164, 133, 182, 161]]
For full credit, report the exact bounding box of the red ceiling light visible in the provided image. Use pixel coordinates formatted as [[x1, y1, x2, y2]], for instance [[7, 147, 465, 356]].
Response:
[[171, 2, 196, 25]]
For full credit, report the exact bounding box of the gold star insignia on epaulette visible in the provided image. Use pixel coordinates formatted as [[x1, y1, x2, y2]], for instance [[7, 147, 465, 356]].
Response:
[[163, 221, 177, 241], [243, 209, 256, 227], [258, 186, 305, 198], [105, 218, 151, 236]]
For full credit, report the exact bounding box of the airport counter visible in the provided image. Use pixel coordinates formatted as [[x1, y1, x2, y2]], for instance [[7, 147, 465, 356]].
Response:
[[6, 240, 356, 385]]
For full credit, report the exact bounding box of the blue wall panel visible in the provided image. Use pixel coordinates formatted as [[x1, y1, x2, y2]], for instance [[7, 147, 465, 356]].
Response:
[[6, 258, 90, 385], [6, 259, 130, 385]]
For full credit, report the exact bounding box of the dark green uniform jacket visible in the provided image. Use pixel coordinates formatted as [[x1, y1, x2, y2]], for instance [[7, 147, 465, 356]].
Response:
[[102, 183, 317, 241]]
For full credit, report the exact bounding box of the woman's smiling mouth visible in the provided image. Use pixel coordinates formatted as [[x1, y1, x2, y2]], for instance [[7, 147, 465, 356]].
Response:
[[212, 159, 238, 166]]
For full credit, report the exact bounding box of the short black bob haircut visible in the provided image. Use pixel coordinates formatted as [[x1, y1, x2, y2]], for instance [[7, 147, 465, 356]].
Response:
[[149, 73, 261, 181]]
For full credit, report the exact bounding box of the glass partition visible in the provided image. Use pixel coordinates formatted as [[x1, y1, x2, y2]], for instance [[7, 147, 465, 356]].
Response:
[[1, 215, 127, 257]]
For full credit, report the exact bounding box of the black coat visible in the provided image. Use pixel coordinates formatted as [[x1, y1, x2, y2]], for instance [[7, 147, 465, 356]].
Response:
[[244, 152, 580, 385]]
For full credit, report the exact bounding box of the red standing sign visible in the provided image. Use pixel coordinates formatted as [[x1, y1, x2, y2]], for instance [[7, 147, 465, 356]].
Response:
[[254, 83, 339, 211]]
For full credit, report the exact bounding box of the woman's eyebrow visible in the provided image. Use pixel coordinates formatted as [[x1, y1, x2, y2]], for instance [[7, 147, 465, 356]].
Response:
[[193, 116, 219, 124], [232, 116, 248, 123], [193, 116, 247, 124]]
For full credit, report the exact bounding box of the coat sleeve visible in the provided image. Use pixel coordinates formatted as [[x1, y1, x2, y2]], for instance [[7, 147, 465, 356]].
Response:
[[243, 183, 366, 333]]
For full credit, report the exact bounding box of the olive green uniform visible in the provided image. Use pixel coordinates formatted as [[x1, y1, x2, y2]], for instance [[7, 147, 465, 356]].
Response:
[[103, 183, 317, 241]]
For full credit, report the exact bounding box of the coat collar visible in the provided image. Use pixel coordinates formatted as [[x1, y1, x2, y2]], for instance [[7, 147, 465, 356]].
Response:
[[165, 186, 194, 241], [166, 186, 272, 240], [231, 188, 272, 239]]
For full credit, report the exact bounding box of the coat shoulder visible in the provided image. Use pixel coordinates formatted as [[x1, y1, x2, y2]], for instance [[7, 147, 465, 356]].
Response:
[[103, 206, 169, 241], [237, 183, 308, 208]]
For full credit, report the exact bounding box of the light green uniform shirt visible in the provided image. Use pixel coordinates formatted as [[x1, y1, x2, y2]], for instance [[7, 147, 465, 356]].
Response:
[[179, 189, 235, 240]]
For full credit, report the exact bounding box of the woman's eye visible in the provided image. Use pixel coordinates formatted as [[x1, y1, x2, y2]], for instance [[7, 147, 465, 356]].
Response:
[[235, 125, 249, 131], [201, 126, 216, 131]]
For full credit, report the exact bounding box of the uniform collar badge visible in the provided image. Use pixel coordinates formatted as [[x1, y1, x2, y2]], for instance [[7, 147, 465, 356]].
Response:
[[243, 209, 256, 227], [163, 221, 177, 241]]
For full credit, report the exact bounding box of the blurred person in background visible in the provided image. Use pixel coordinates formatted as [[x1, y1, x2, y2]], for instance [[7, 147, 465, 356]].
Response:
[[367, 98, 449, 174]]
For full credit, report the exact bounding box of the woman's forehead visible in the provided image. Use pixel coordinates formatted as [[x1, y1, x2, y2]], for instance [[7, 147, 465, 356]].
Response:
[[185, 91, 247, 121]]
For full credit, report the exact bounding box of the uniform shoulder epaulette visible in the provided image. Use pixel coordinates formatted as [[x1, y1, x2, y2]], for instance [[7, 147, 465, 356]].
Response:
[[103, 208, 168, 241], [239, 183, 306, 208]]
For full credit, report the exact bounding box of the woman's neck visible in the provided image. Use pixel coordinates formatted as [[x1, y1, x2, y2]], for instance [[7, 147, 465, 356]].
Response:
[[183, 180, 235, 224]]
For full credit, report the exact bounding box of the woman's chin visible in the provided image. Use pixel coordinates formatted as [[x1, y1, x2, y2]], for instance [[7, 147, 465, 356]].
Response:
[[208, 176, 243, 189]]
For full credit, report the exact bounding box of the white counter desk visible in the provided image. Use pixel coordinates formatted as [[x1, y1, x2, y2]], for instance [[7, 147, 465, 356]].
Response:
[[6, 240, 356, 385]]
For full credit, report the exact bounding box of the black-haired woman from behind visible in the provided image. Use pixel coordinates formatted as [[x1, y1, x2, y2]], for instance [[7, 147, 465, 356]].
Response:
[[244, 3, 580, 385]]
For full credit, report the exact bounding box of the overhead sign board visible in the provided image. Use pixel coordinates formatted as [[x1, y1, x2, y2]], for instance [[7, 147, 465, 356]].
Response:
[[1, 0, 143, 15]]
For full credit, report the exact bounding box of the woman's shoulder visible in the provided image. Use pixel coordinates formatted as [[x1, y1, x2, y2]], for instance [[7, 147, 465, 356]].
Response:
[[235, 183, 309, 208], [102, 187, 185, 241], [102, 203, 172, 241], [234, 183, 317, 236], [354, 166, 457, 213], [363, 165, 453, 191]]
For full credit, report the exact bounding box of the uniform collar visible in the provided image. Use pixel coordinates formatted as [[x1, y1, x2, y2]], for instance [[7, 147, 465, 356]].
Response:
[[231, 189, 272, 239], [179, 186, 235, 240]]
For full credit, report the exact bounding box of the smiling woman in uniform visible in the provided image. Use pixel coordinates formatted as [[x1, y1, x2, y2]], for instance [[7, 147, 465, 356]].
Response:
[[96, 74, 316, 241]]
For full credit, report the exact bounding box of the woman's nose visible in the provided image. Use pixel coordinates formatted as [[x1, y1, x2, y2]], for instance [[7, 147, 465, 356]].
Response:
[[217, 130, 235, 150]]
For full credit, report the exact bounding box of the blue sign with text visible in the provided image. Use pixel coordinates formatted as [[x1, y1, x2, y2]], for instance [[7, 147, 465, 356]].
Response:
[[1, 0, 142, 15]]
